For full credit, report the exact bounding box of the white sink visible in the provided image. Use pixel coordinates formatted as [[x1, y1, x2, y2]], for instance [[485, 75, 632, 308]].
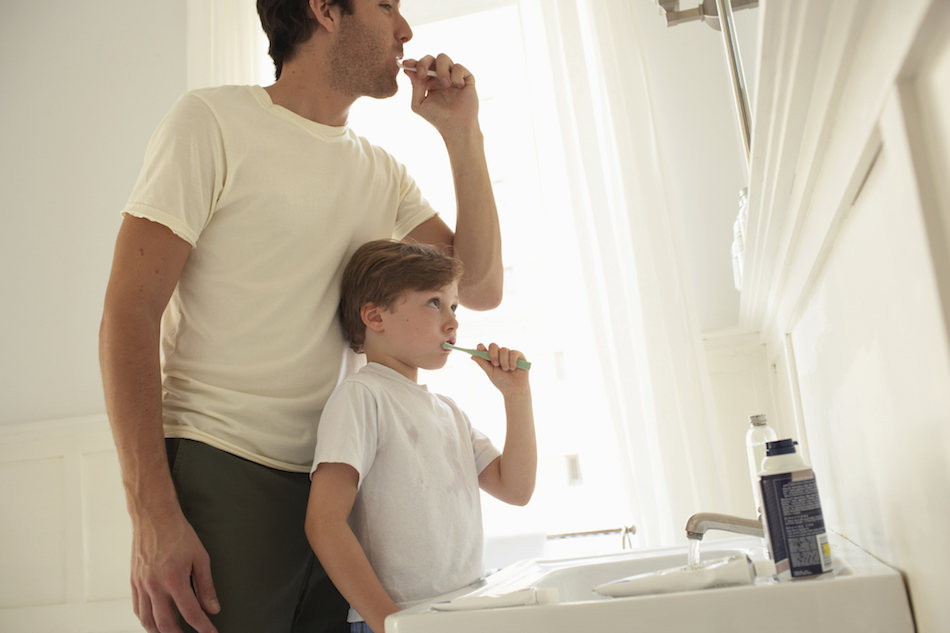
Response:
[[385, 532, 914, 633]]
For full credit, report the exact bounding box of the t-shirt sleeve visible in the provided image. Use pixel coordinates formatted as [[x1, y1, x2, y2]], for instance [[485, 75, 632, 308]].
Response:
[[121, 92, 227, 247], [436, 394, 501, 475], [468, 421, 502, 475], [311, 381, 379, 485], [391, 160, 438, 241]]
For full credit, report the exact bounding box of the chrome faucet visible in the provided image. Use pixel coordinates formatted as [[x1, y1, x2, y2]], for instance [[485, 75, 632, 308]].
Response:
[[684, 512, 763, 541]]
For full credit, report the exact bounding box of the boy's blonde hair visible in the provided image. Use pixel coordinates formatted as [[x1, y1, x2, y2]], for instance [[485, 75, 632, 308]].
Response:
[[339, 240, 464, 353]]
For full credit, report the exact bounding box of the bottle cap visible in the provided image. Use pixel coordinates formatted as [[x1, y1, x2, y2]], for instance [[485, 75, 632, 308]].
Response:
[[749, 414, 768, 425], [766, 439, 798, 456]]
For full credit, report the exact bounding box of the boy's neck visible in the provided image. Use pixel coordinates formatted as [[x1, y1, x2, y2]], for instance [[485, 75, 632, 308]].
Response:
[[365, 351, 419, 383]]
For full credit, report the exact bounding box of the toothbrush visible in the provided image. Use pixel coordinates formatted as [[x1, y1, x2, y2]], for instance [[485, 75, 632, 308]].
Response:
[[442, 343, 532, 371], [397, 60, 439, 78]]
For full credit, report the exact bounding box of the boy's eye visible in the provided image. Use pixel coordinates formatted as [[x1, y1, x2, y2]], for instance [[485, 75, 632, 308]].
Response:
[[450, 304, 458, 313], [427, 298, 440, 308]]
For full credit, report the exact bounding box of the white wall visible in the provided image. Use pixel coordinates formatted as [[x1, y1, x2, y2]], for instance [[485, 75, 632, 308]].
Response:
[[0, 417, 138, 632], [0, 1, 188, 426], [714, 1, 950, 631], [702, 330, 781, 518], [0, 2, 186, 630]]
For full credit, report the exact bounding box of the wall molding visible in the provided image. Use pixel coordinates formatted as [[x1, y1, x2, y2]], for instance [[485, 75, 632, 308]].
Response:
[[0, 414, 111, 447], [701, 327, 763, 352], [0, 414, 137, 633], [0, 600, 141, 633]]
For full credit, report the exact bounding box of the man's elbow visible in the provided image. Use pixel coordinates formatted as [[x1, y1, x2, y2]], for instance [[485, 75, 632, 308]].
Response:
[[506, 481, 535, 507], [460, 276, 503, 311], [510, 488, 534, 507]]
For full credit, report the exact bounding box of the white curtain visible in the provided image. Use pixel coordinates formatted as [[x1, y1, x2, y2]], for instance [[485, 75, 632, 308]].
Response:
[[517, 0, 731, 548], [187, 0, 268, 90]]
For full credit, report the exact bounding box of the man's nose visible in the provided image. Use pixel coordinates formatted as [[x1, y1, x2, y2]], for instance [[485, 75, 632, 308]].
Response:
[[396, 14, 412, 43]]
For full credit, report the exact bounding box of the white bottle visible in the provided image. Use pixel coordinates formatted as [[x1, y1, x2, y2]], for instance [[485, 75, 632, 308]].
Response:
[[758, 439, 833, 582], [745, 414, 777, 514]]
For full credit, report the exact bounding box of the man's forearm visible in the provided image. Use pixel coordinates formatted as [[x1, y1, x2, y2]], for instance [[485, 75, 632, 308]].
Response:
[[100, 216, 194, 519], [99, 308, 179, 519], [444, 126, 504, 310]]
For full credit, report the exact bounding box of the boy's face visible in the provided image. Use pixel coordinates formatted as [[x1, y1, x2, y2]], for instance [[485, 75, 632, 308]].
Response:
[[374, 281, 459, 381]]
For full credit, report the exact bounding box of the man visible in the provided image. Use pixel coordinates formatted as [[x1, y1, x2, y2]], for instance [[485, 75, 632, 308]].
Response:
[[98, 1, 503, 632]]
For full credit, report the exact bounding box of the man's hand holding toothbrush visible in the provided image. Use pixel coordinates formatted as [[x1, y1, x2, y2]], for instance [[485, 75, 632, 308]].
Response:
[[400, 53, 480, 134], [398, 51, 504, 312]]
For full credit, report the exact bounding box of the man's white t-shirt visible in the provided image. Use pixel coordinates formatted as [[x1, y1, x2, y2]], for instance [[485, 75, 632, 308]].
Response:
[[311, 363, 501, 619], [122, 86, 436, 471]]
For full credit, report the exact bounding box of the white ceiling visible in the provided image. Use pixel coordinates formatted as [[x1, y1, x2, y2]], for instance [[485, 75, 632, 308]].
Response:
[[400, 0, 516, 26]]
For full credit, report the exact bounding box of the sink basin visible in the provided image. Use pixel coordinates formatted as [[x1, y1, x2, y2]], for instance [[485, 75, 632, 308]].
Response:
[[385, 532, 914, 633]]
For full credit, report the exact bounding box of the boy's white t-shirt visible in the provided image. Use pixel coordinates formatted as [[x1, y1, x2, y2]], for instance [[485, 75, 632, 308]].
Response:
[[312, 363, 501, 620], [122, 86, 436, 471]]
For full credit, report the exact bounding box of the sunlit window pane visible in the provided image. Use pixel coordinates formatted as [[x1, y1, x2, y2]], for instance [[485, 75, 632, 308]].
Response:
[[332, 6, 634, 559]]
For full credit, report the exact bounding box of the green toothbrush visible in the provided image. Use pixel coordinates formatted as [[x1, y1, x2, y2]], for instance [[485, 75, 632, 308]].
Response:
[[442, 343, 532, 371]]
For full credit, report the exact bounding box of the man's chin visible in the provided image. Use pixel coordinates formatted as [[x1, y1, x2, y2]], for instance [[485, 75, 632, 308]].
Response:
[[367, 80, 399, 100]]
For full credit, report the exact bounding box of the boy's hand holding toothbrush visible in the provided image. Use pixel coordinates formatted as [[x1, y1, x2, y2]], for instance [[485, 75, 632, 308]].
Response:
[[464, 341, 536, 507], [451, 342, 531, 394]]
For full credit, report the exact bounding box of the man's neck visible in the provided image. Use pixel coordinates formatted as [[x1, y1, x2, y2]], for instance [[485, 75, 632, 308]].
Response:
[[264, 56, 356, 127]]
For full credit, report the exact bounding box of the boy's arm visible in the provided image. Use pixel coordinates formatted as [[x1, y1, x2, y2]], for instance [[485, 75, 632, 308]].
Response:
[[306, 463, 399, 633], [472, 345, 537, 506]]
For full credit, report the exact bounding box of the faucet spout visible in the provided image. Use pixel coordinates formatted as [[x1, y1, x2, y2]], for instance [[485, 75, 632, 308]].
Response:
[[685, 512, 763, 541]]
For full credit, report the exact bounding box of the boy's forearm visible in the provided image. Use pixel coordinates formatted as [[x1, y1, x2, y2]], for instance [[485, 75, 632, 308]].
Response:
[[496, 389, 537, 505], [306, 517, 399, 632]]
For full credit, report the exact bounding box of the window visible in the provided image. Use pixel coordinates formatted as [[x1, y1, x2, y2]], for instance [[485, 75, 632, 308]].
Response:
[[258, 6, 637, 561]]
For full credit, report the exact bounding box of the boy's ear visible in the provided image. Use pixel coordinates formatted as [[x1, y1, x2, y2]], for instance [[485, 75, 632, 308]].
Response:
[[361, 302, 385, 333], [310, 0, 342, 33]]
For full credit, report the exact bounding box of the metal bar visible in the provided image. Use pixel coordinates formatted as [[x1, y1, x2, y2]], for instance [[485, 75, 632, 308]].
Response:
[[546, 525, 638, 549], [658, 0, 757, 28], [715, 0, 753, 169], [546, 528, 624, 540], [664, 6, 704, 26]]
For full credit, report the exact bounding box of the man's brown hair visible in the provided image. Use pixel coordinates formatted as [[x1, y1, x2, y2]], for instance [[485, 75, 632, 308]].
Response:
[[257, 0, 355, 79], [339, 240, 463, 353]]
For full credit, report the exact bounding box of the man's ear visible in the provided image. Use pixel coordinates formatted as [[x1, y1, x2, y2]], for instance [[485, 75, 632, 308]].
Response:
[[361, 302, 386, 333], [310, 0, 342, 33]]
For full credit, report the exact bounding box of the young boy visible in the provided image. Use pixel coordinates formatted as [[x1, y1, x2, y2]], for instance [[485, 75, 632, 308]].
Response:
[[306, 240, 536, 633]]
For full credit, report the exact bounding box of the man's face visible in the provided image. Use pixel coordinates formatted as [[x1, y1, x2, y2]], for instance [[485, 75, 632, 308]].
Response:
[[327, 0, 413, 99]]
